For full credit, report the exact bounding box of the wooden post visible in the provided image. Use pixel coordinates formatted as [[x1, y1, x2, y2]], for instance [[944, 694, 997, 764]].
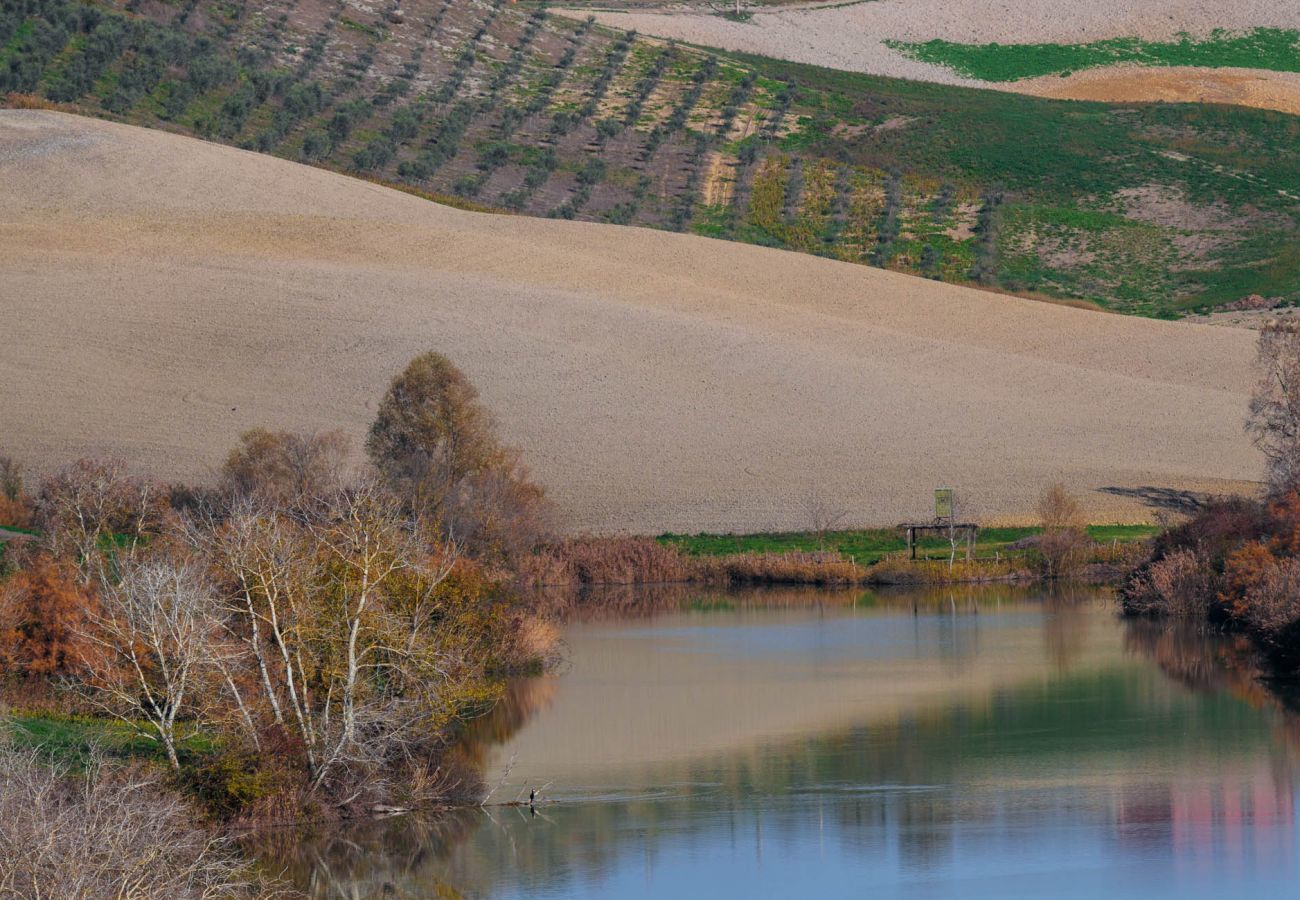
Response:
[[907, 526, 916, 560]]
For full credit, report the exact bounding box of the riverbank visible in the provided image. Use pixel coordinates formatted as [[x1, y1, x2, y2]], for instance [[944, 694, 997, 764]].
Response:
[[1120, 491, 1300, 676], [520, 525, 1156, 589]]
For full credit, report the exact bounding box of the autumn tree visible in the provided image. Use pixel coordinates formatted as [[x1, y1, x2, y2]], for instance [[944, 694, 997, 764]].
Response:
[[196, 485, 506, 803], [220, 428, 351, 506], [0, 456, 22, 503], [0, 455, 32, 529], [1248, 319, 1300, 495], [367, 353, 497, 511], [367, 352, 549, 557], [0, 554, 100, 677]]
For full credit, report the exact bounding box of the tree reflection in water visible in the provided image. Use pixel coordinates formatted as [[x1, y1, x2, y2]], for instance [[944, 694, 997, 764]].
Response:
[[253, 585, 1300, 898]]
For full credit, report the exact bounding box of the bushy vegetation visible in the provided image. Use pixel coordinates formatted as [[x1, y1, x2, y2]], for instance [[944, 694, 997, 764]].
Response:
[[515, 517, 1152, 590], [0, 351, 556, 825], [3, 0, 1297, 315], [890, 28, 1300, 83], [0, 742, 261, 897], [1121, 321, 1300, 673]]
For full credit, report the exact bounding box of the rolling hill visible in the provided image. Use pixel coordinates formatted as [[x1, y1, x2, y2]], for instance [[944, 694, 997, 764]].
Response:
[[2, 0, 1298, 316], [0, 110, 1261, 532]]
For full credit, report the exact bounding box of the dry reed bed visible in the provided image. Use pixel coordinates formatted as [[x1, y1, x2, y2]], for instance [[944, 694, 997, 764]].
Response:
[[519, 536, 1035, 588]]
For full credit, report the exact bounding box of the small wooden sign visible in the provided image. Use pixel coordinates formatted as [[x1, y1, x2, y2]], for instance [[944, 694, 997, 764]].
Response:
[[935, 488, 953, 519]]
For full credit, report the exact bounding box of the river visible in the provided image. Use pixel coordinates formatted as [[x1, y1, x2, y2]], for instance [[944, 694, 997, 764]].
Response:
[[260, 584, 1300, 898]]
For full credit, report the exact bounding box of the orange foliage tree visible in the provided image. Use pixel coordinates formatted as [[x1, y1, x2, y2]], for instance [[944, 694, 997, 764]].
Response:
[[0, 554, 101, 677]]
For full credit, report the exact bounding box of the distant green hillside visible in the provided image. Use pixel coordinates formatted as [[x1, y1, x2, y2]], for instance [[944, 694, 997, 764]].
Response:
[[2, 0, 1297, 316]]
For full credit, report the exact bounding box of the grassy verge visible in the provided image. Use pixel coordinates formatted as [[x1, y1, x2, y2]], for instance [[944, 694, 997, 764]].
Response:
[[888, 28, 1300, 83], [5, 710, 211, 766], [659, 524, 1159, 563]]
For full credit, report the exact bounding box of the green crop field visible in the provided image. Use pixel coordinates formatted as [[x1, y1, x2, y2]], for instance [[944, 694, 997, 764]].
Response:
[[889, 28, 1300, 83], [3, 0, 1298, 316]]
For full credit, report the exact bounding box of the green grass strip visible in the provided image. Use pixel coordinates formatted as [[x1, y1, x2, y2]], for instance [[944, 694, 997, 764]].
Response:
[[658, 524, 1159, 562], [887, 28, 1300, 83]]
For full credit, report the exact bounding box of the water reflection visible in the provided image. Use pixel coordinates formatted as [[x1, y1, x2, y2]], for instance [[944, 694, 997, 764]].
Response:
[[256, 585, 1300, 898]]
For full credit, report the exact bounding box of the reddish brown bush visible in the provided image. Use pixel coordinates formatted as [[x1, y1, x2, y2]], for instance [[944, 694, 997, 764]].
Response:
[[1221, 541, 1279, 620], [520, 537, 693, 587], [0, 554, 102, 677], [0, 497, 33, 530], [1227, 552, 1300, 637], [1151, 497, 1267, 565], [1121, 549, 1220, 619], [0, 455, 33, 529], [2, 92, 63, 110], [1266, 490, 1300, 556], [699, 551, 867, 586]]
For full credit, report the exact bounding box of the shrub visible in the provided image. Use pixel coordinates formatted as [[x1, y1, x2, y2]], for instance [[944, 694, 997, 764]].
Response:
[[1151, 496, 1266, 565], [1034, 483, 1090, 578], [1265, 489, 1300, 554], [183, 745, 299, 822], [1225, 549, 1300, 669], [0, 744, 258, 897], [520, 537, 692, 587], [1121, 549, 1219, 618], [220, 427, 350, 505], [0, 554, 101, 677]]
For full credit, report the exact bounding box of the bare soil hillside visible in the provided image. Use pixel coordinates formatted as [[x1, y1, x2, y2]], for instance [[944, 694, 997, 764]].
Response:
[[1016, 66, 1300, 115], [0, 111, 1261, 532]]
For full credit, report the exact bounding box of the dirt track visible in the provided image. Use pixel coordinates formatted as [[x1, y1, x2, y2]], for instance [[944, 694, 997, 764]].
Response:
[[0, 111, 1262, 532], [575, 1, 1300, 115]]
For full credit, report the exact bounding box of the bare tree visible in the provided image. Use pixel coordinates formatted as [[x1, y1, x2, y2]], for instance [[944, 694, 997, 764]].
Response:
[[199, 486, 465, 802], [804, 483, 849, 550], [74, 558, 220, 770], [36, 458, 163, 584], [1248, 320, 1300, 495], [0, 741, 260, 898]]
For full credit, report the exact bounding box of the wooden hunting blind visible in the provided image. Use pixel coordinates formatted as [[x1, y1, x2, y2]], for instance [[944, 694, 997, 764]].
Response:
[[901, 488, 978, 560]]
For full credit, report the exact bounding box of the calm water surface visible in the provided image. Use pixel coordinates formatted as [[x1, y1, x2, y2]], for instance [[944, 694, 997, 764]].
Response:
[[266, 585, 1300, 898]]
